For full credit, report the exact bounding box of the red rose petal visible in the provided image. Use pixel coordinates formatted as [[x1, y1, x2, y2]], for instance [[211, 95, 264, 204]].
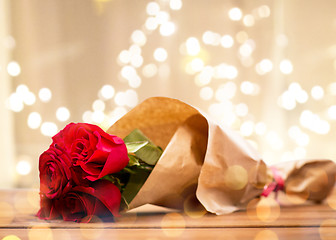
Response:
[[75, 180, 121, 217], [98, 143, 129, 179]]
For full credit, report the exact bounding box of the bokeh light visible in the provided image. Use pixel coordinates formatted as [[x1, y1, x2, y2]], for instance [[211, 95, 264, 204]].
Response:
[[146, 2, 160, 16], [130, 55, 144, 68], [160, 21, 176, 36], [241, 81, 259, 95], [327, 105, 336, 120], [200, 87, 213, 100], [16, 158, 32, 176], [311, 85, 324, 100], [145, 17, 159, 30], [7, 61, 21, 77], [14, 190, 38, 214], [28, 225, 53, 240], [257, 5, 271, 18], [124, 89, 139, 107], [27, 112, 42, 129], [161, 213, 185, 237], [319, 219, 336, 240], [142, 63, 158, 78], [255, 122, 267, 135], [56, 107, 70, 122], [239, 43, 254, 57], [80, 215, 104, 239], [40, 122, 58, 137], [118, 50, 131, 64], [224, 165, 248, 190], [6, 93, 24, 112], [0, 201, 15, 225], [154, 48, 168, 62], [99, 85, 115, 100], [326, 190, 336, 210], [183, 194, 207, 219], [266, 131, 284, 150], [236, 31, 249, 43], [276, 34, 288, 47], [92, 111, 105, 124], [240, 120, 254, 137], [170, 0, 182, 10], [216, 82, 237, 100], [256, 59, 273, 74], [51, 230, 72, 240], [38, 88, 52, 102], [279, 59, 293, 74], [229, 7, 242, 21], [235, 103, 248, 117], [278, 91, 296, 110], [202, 31, 221, 46], [16, 84, 29, 95], [254, 229, 278, 240], [256, 197, 280, 222], [328, 82, 336, 95], [220, 35, 234, 48], [3, 35, 16, 49], [300, 110, 330, 134], [285, 178, 310, 204], [22, 91, 36, 106], [131, 30, 147, 46], [121, 66, 137, 80], [243, 14, 255, 27], [186, 37, 201, 56], [2, 235, 21, 240], [92, 100, 105, 112], [189, 58, 204, 73], [194, 66, 214, 86], [156, 11, 170, 25]]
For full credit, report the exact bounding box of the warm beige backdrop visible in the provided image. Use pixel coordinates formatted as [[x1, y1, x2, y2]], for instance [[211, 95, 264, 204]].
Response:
[[1, 0, 336, 187]]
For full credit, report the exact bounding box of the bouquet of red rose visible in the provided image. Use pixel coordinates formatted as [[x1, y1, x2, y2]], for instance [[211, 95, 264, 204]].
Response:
[[38, 97, 336, 222], [37, 122, 162, 222]]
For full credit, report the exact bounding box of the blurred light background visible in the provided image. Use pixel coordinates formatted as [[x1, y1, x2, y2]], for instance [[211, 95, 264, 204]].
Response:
[[1, 0, 336, 188]]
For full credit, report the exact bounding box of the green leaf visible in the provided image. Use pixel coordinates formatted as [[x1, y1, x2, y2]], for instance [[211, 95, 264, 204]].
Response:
[[102, 175, 122, 190], [124, 129, 151, 143], [121, 168, 151, 208], [125, 141, 148, 153], [122, 167, 137, 175], [134, 143, 162, 166], [124, 129, 163, 166], [119, 195, 129, 211], [127, 154, 141, 167], [119, 129, 163, 209]]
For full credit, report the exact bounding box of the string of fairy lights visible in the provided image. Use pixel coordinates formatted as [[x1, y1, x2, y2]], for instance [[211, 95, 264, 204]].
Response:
[[3, 0, 336, 178]]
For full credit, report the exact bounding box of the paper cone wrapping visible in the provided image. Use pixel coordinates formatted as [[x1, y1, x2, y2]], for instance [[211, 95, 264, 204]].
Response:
[[107, 97, 336, 214], [273, 159, 336, 204]]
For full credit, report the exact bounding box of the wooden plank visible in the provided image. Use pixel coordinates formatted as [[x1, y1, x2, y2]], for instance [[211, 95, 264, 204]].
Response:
[[0, 227, 336, 240], [1, 188, 336, 230], [1, 199, 336, 229]]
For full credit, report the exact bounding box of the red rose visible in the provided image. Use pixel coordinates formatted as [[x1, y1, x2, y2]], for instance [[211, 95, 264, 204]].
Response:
[[37, 196, 61, 220], [39, 146, 73, 199], [52, 123, 129, 181], [59, 180, 121, 222]]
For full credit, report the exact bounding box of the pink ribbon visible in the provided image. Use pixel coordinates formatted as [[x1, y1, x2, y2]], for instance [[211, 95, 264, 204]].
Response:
[[261, 167, 285, 197]]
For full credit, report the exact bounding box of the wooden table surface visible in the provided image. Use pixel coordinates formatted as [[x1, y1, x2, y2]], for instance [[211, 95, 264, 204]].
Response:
[[0, 188, 336, 240]]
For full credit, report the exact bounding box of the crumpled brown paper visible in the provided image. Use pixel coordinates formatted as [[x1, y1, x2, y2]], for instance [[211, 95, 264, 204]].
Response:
[[107, 97, 336, 214]]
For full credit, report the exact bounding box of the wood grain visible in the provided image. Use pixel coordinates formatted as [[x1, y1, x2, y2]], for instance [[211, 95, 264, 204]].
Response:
[[0, 188, 335, 239]]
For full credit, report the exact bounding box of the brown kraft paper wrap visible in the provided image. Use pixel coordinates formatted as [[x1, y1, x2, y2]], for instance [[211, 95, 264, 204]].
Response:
[[107, 97, 336, 214]]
